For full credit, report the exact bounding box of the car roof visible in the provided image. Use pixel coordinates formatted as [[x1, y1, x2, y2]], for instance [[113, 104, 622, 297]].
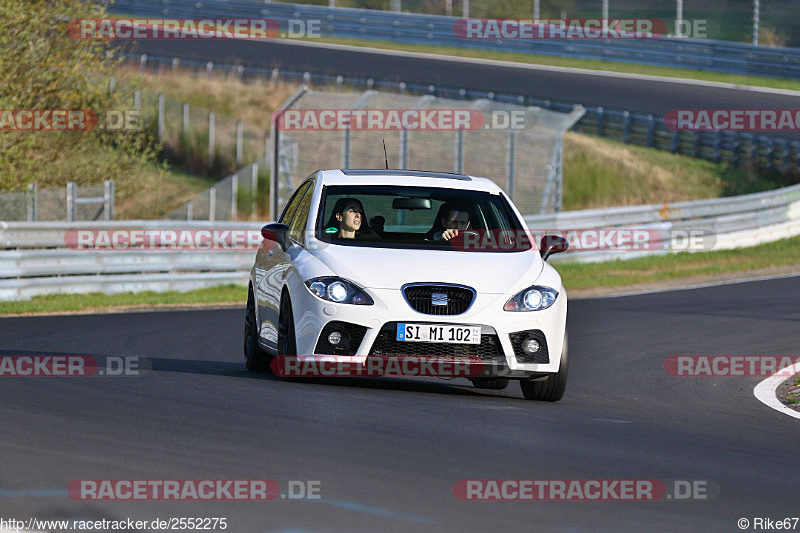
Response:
[[318, 169, 503, 193], [341, 169, 472, 181], [319, 168, 501, 194]]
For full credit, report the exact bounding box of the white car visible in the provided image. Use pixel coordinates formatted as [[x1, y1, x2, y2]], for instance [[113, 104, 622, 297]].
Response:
[[244, 169, 570, 401]]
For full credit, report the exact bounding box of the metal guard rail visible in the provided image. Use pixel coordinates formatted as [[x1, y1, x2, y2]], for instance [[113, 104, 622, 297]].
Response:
[[2, 183, 800, 299], [111, 0, 800, 80]]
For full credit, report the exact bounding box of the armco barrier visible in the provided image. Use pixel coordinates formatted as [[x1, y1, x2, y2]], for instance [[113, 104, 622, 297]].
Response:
[[2, 183, 800, 300], [527, 182, 800, 263], [0, 221, 261, 301], [110, 0, 800, 80]]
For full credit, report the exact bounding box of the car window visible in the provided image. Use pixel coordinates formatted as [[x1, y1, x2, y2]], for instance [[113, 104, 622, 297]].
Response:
[[317, 185, 528, 252], [289, 181, 314, 245], [279, 181, 311, 228]]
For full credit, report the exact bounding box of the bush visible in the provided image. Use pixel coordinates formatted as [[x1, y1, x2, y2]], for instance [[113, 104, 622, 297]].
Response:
[[0, 0, 162, 191]]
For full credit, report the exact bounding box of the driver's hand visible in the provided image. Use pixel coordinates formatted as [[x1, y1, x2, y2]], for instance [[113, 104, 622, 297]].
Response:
[[441, 228, 459, 241]]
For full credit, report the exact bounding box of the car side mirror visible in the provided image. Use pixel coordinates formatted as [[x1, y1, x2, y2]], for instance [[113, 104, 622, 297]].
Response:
[[540, 235, 569, 261], [261, 223, 291, 251]]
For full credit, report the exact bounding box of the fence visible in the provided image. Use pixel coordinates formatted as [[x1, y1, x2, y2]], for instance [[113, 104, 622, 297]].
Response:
[[270, 86, 585, 217], [0, 220, 260, 301], [2, 181, 800, 300], [0, 87, 269, 222], [126, 53, 800, 179], [144, 90, 269, 176], [165, 156, 270, 221], [0, 181, 114, 222], [111, 0, 800, 80], [527, 182, 800, 263]]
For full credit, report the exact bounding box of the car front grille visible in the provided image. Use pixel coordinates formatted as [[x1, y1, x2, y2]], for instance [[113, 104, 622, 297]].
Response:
[[509, 330, 550, 364], [368, 323, 506, 363], [403, 284, 475, 315]]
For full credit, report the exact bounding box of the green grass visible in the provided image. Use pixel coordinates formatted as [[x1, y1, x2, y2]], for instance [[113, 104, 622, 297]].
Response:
[[3, 235, 800, 316], [0, 285, 246, 315], [561, 133, 778, 210], [299, 35, 800, 91], [556, 234, 800, 289]]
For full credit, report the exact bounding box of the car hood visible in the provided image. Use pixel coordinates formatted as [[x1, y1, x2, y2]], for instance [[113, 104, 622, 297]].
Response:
[[311, 244, 543, 294]]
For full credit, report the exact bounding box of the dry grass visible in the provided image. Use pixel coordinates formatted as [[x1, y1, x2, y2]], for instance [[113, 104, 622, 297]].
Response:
[[113, 167, 212, 219], [562, 132, 728, 209], [108, 67, 764, 217], [115, 67, 300, 130]]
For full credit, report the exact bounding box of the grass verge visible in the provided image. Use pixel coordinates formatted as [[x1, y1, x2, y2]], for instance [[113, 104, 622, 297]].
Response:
[[561, 133, 770, 210], [556, 234, 800, 289], [0, 285, 246, 316], [3, 235, 800, 316], [114, 68, 299, 131]]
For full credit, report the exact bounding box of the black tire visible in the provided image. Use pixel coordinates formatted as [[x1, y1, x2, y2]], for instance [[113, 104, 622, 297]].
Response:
[[244, 289, 272, 372], [520, 332, 568, 402], [469, 377, 510, 390], [277, 292, 297, 356]]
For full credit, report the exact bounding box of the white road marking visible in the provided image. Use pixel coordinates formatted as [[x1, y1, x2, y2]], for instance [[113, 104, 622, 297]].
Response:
[[753, 362, 800, 420]]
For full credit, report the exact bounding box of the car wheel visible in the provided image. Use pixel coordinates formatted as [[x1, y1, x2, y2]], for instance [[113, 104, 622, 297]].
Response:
[[244, 289, 272, 372], [520, 331, 568, 402], [469, 378, 509, 390], [278, 292, 297, 356]]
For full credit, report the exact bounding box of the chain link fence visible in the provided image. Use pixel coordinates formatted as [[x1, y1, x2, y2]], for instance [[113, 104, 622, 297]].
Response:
[[271, 87, 584, 217], [0, 85, 270, 221], [151, 91, 269, 177], [0, 182, 114, 222], [166, 156, 270, 221]]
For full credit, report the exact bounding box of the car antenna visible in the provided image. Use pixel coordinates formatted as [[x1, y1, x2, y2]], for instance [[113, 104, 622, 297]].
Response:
[[382, 139, 388, 169]]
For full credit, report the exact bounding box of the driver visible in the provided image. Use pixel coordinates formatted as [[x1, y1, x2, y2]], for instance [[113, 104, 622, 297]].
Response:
[[429, 203, 471, 241]]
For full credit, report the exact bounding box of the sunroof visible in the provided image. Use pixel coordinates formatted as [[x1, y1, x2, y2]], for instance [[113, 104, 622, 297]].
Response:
[[340, 169, 472, 181]]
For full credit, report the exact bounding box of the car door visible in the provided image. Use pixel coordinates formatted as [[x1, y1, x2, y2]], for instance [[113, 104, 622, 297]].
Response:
[[259, 179, 314, 348], [256, 180, 313, 349]]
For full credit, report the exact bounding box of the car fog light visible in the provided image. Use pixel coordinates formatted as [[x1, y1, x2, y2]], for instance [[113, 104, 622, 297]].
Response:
[[522, 338, 540, 354], [328, 331, 342, 345]]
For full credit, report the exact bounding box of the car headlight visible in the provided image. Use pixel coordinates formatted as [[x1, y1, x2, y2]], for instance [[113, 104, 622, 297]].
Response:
[[504, 286, 558, 311], [305, 277, 374, 305]]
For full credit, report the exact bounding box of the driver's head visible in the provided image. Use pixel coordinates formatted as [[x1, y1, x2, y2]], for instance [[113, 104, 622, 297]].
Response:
[[441, 208, 470, 231]]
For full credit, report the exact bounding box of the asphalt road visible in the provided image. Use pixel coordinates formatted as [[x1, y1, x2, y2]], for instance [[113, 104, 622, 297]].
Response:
[[1, 276, 798, 531], [127, 39, 800, 117]]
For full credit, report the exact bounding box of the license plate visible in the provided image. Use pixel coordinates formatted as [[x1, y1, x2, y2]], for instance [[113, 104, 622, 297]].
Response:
[[396, 323, 481, 344]]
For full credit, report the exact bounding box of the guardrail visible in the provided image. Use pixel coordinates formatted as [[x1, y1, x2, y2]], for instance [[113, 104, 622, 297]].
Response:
[[0, 221, 260, 301], [110, 0, 800, 80], [2, 182, 800, 300], [526, 182, 800, 263]]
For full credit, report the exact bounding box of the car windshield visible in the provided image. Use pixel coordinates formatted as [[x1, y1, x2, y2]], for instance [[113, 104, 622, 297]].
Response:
[[316, 185, 532, 252]]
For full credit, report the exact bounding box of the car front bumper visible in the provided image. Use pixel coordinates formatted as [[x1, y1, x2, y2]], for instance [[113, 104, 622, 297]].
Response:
[[290, 281, 567, 375]]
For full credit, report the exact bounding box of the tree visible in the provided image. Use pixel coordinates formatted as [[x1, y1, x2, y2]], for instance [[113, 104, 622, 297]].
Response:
[[0, 0, 159, 190]]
